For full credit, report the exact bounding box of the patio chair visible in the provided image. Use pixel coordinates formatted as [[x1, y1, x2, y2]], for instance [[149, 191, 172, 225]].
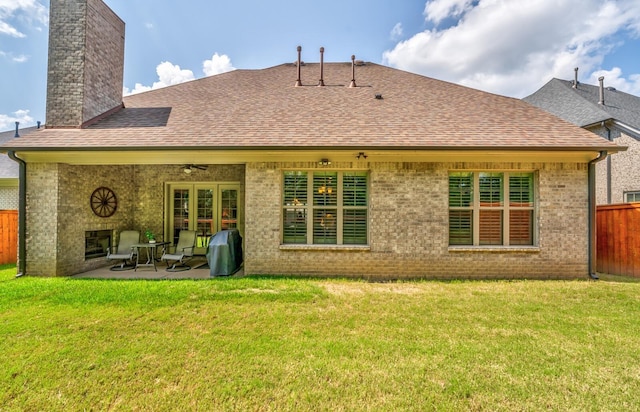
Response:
[[106, 230, 140, 271], [161, 230, 197, 271]]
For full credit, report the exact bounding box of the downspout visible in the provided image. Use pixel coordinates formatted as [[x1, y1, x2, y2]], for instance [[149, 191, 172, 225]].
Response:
[[7, 151, 26, 277], [588, 150, 608, 280]]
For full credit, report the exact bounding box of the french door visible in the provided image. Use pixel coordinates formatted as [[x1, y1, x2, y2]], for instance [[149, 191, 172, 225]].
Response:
[[166, 183, 240, 255]]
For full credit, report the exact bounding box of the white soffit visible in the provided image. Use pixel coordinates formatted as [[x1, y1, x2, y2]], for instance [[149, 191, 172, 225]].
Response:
[[15, 149, 604, 165]]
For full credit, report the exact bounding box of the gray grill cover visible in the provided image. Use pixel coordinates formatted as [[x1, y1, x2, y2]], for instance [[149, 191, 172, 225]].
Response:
[[206, 229, 243, 276]]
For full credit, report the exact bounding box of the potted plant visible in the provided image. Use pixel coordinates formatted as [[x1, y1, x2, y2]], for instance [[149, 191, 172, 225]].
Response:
[[145, 229, 156, 243]]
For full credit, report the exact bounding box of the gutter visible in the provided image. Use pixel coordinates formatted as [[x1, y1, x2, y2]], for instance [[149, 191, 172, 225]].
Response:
[[611, 120, 640, 141], [588, 150, 608, 280], [7, 151, 26, 277]]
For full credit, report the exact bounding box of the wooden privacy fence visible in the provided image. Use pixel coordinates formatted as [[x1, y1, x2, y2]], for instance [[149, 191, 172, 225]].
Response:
[[597, 203, 640, 277], [0, 210, 18, 265]]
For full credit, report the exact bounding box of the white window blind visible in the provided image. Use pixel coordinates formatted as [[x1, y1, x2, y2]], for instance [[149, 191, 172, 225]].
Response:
[[283, 171, 368, 245]]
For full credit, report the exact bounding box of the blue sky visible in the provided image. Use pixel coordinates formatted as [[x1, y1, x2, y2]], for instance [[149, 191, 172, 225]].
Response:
[[1, 0, 640, 131]]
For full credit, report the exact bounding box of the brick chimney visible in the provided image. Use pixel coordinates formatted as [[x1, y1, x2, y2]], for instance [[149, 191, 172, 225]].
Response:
[[46, 0, 125, 128]]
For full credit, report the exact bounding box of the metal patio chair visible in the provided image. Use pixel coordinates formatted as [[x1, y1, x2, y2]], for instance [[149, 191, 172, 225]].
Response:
[[106, 230, 139, 270], [161, 230, 197, 271]]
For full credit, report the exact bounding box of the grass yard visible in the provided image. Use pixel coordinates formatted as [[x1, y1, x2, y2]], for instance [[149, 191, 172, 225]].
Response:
[[1, 264, 639, 411]]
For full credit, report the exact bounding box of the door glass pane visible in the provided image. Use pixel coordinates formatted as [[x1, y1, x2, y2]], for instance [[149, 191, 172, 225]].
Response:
[[221, 189, 238, 230], [197, 189, 214, 247], [172, 189, 190, 245]]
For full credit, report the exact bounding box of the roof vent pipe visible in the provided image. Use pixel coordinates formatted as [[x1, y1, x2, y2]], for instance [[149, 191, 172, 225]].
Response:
[[349, 55, 357, 88], [295, 46, 302, 87], [37, 121, 41, 129], [598, 76, 605, 105], [14, 121, 19, 138], [318, 47, 325, 87], [573, 67, 579, 88]]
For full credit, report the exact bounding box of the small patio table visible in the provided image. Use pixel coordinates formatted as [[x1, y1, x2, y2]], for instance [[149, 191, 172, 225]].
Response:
[[133, 242, 170, 271]]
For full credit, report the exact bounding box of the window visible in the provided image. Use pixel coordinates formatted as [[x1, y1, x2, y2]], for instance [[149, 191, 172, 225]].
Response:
[[625, 191, 640, 202], [449, 172, 535, 246], [283, 171, 368, 245]]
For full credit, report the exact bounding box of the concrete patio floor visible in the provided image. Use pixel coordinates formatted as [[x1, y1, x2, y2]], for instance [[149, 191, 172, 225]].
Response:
[[72, 257, 244, 280]]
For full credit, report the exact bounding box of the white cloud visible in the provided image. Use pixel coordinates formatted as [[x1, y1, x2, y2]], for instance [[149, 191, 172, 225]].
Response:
[[155, 61, 195, 85], [424, 0, 475, 25], [202, 53, 235, 76], [589, 67, 640, 95], [0, 109, 34, 131], [0, 50, 28, 62], [124, 61, 195, 95], [390, 22, 403, 40], [0, 20, 25, 37], [0, 0, 48, 38], [383, 0, 640, 98], [125, 54, 235, 96], [123, 83, 152, 96]]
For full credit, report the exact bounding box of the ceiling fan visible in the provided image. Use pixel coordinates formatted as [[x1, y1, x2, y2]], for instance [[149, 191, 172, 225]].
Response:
[[182, 164, 208, 174]]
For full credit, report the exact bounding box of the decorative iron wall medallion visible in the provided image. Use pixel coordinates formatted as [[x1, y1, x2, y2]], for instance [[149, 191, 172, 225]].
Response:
[[90, 187, 117, 217]]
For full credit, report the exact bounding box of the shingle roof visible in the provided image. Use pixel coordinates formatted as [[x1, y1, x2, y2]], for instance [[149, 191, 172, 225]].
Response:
[[2, 62, 619, 152], [0, 126, 40, 178], [523, 78, 640, 129]]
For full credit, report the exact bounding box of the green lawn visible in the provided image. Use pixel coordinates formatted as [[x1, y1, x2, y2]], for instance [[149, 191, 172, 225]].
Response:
[[1, 264, 639, 411]]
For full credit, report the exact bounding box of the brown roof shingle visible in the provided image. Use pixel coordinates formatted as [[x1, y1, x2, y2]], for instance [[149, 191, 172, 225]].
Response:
[[2, 62, 621, 151]]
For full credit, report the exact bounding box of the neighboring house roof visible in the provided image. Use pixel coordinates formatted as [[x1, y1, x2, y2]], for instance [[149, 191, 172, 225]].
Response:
[[523, 78, 640, 135], [0, 126, 40, 178], [2, 62, 620, 153]]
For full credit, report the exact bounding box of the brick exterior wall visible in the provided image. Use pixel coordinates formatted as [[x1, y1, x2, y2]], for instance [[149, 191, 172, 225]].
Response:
[[25, 161, 589, 278], [46, 0, 124, 127], [0, 187, 18, 210], [591, 126, 640, 205], [24, 164, 244, 277], [245, 161, 589, 280]]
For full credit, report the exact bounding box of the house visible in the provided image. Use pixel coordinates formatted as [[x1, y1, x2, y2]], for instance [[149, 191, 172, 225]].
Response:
[[0, 0, 623, 279], [0, 125, 40, 210], [523, 70, 640, 205]]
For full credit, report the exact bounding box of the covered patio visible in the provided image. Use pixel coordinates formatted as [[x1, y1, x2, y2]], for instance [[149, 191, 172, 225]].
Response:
[[72, 256, 244, 280]]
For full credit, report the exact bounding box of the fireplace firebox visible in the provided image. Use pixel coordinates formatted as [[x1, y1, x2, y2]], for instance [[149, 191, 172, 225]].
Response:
[[85, 230, 112, 259]]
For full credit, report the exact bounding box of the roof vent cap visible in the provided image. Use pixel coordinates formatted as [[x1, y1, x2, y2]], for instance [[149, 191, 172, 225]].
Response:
[[606, 86, 617, 91]]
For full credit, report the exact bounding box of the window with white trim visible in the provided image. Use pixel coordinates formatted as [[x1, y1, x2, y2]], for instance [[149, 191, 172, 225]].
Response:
[[283, 171, 368, 245], [449, 172, 535, 246], [625, 191, 640, 202]]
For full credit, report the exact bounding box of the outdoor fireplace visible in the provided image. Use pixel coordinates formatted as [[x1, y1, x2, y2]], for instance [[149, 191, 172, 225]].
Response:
[[85, 230, 112, 259]]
